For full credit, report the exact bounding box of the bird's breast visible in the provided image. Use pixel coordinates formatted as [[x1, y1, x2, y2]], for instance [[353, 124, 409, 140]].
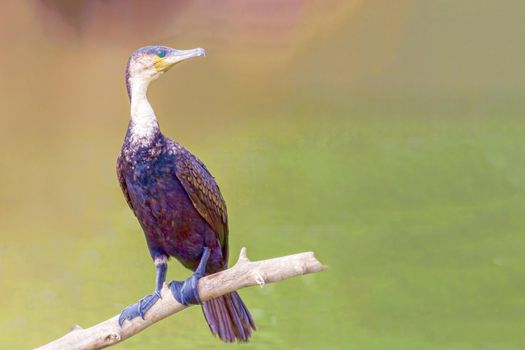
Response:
[[119, 140, 226, 272]]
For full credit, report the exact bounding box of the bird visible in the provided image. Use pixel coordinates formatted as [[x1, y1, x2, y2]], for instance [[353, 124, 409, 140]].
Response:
[[116, 45, 255, 342]]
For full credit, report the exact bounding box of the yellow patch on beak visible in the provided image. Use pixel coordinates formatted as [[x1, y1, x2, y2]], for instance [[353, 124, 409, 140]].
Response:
[[154, 57, 175, 72]]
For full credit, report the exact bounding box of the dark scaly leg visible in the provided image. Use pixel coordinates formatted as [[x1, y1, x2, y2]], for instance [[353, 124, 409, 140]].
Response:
[[119, 255, 168, 326], [169, 247, 210, 305]]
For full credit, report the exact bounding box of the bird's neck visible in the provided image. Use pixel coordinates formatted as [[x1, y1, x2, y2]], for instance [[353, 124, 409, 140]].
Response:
[[128, 77, 160, 146]]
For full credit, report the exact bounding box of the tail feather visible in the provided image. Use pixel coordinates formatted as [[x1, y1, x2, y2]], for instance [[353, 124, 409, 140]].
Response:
[[230, 292, 256, 334], [202, 291, 255, 342]]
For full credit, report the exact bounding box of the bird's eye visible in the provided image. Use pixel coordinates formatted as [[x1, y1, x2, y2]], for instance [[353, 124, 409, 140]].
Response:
[[157, 50, 166, 58]]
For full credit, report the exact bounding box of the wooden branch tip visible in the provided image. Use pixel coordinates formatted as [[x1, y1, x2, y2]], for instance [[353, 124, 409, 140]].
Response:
[[35, 248, 325, 350], [238, 246, 250, 263]]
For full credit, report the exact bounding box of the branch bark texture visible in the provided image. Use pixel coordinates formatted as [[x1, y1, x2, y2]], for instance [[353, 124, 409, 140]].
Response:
[[35, 248, 325, 350]]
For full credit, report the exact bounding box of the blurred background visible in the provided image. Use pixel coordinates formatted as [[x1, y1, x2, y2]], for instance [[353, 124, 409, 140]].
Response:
[[0, 0, 524, 349]]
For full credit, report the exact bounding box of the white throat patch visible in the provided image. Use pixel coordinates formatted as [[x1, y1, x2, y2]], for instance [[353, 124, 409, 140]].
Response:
[[128, 74, 160, 147]]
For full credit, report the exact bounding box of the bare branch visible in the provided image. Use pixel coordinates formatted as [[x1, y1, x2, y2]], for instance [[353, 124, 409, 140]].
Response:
[[35, 248, 325, 350]]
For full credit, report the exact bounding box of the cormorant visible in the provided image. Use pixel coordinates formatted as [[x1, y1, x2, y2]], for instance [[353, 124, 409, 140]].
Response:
[[116, 45, 255, 342]]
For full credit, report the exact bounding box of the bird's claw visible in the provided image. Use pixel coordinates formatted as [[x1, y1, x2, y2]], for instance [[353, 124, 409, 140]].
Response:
[[118, 292, 161, 326], [169, 247, 210, 306], [169, 274, 201, 305]]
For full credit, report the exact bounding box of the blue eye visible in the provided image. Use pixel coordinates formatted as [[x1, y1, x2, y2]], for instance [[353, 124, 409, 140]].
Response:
[[157, 50, 166, 58]]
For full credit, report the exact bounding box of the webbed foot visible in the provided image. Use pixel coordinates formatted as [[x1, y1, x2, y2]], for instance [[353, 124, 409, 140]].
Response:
[[169, 247, 211, 305], [118, 291, 161, 326], [118, 254, 168, 326]]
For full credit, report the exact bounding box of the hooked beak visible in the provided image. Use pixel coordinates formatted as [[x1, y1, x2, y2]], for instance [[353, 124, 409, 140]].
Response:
[[155, 48, 206, 72]]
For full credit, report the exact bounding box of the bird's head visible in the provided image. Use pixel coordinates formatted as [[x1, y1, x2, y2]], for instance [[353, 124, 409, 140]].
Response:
[[125, 45, 205, 98]]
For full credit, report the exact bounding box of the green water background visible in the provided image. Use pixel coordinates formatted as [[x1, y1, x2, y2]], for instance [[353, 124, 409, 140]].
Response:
[[0, 1, 524, 349]]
